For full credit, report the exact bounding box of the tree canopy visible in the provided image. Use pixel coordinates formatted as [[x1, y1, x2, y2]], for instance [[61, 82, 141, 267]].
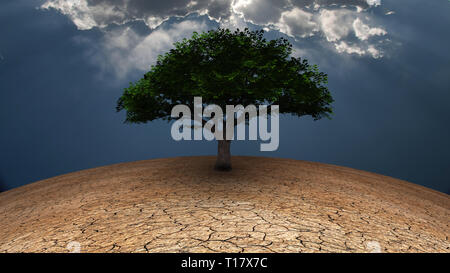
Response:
[[116, 28, 333, 123]]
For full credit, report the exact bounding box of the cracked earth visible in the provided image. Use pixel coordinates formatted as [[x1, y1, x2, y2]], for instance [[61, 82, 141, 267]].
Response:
[[0, 156, 448, 253]]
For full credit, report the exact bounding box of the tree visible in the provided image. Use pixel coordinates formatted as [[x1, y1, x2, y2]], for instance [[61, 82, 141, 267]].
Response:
[[117, 28, 333, 170]]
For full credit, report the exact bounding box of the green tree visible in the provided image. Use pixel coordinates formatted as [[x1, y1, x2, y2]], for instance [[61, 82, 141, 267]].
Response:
[[117, 28, 333, 170]]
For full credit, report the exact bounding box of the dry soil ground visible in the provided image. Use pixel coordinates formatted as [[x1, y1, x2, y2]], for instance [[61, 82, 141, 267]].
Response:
[[0, 156, 448, 252]]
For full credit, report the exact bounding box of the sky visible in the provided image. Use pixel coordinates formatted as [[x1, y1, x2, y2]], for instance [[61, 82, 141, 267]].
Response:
[[0, 0, 449, 193]]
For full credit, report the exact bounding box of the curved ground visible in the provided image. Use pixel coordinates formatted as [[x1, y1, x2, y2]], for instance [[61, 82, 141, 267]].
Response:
[[0, 156, 448, 253]]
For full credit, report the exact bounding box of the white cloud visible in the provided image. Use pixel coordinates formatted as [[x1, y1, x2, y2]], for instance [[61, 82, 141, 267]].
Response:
[[367, 45, 383, 58], [42, 0, 233, 30], [145, 16, 169, 29], [366, 0, 381, 7], [277, 8, 318, 38], [89, 20, 209, 78], [353, 18, 386, 40], [42, 0, 391, 62], [219, 11, 248, 30], [232, 0, 286, 25], [318, 9, 354, 42], [315, 9, 386, 57], [335, 41, 365, 55], [41, 0, 127, 30], [334, 41, 383, 58]]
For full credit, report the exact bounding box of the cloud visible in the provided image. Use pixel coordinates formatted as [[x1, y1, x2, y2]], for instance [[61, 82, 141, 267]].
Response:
[[318, 9, 355, 42], [314, 8, 387, 57], [365, 0, 381, 7], [41, 0, 128, 30], [42, 0, 233, 30], [277, 8, 319, 38], [335, 41, 365, 55], [334, 41, 382, 58], [81, 19, 209, 78], [232, 0, 286, 26], [353, 18, 386, 40], [219, 10, 249, 30], [41, 0, 391, 71], [367, 45, 382, 58]]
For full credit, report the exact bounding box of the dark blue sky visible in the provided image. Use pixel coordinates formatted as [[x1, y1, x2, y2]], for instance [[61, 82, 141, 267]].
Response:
[[0, 0, 449, 193]]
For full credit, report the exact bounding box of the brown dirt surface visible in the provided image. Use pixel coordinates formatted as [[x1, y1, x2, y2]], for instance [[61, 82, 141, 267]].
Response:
[[0, 156, 448, 253]]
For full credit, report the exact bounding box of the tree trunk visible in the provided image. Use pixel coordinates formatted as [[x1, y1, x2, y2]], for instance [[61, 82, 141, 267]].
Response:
[[215, 140, 232, 171]]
